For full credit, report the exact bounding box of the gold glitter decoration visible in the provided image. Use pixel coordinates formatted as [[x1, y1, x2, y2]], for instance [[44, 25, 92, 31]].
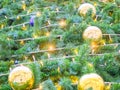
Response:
[[83, 26, 102, 41], [78, 3, 96, 17], [8, 66, 34, 90], [78, 73, 105, 90]]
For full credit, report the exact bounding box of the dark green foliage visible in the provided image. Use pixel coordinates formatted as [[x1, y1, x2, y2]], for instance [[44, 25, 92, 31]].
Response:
[[28, 62, 41, 88], [0, 0, 120, 89], [39, 79, 56, 90], [59, 77, 73, 90]]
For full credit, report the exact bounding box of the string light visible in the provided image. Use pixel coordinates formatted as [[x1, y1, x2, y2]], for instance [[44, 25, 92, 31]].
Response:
[[87, 63, 93, 68], [36, 11, 41, 17], [57, 67, 60, 73], [40, 61, 44, 66], [108, 35, 113, 43], [9, 67, 12, 71], [72, 58, 75, 62], [32, 55, 36, 62], [5, 16, 7, 19], [47, 53, 51, 58], [100, 39, 106, 45], [93, 2, 97, 6], [32, 33, 39, 38], [20, 40, 25, 45], [58, 19, 67, 28], [48, 45, 55, 51], [74, 49, 78, 55], [47, 20, 51, 25], [39, 84, 43, 90], [56, 7, 59, 12], [94, 17, 97, 22], [45, 32, 50, 36], [27, 9, 31, 14], [17, 16, 20, 20], [1, 24, 4, 29], [7, 38, 10, 41], [21, 1, 26, 11], [90, 41, 99, 54], [21, 24, 27, 30]]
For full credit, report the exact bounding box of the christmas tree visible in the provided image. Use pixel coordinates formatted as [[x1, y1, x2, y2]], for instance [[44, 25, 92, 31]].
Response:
[[0, 0, 120, 90]]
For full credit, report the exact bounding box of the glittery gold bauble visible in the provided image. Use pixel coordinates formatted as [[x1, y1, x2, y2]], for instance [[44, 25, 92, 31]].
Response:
[[8, 66, 34, 90], [83, 26, 102, 41], [78, 73, 105, 90], [78, 3, 96, 17]]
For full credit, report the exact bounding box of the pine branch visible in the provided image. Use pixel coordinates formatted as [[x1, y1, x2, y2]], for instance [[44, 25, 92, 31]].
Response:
[[0, 12, 36, 23], [11, 46, 77, 58], [15, 35, 62, 41], [103, 34, 120, 36], [0, 73, 9, 77], [14, 33, 120, 42], [11, 52, 120, 67], [0, 9, 64, 23], [4, 43, 120, 58]]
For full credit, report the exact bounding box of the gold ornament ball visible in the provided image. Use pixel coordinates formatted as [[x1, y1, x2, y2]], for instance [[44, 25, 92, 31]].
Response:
[[83, 26, 102, 41], [78, 3, 96, 17], [78, 73, 105, 90], [8, 66, 34, 90]]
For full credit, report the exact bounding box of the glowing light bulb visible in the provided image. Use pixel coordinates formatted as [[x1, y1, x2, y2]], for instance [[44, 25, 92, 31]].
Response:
[[88, 63, 93, 68], [1, 24, 4, 29], [7, 38, 10, 40], [72, 58, 75, 62], [91, 41, 99, 54], [33, 34, 38, 38], [36, 12, 41, 17], [108, 35, 113, 43], [20, 40, 24, 45], [56, 8, 59, 12], [57, 67, 60, 73], [39, 84, 43, 90], [94, 2, 97, 6], [40, 61, 43, 66], [59, 19, 67, 28], [74, 49, 78, 55], [48, 45, 55, 51], [17, 16, 20, 20], [47, 20, 51, 25], [47, 53, 51, 58], [5, 16, 7, 19], [46, 32, 50, 36], [22, 1, 26, 10], [100, 40, 106, 45], [27, 9, 31, 14], [21, 24, 27, 30]]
